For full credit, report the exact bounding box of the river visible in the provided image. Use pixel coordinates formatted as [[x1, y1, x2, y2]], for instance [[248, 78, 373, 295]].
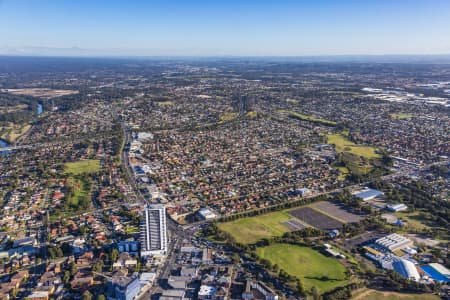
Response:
[[0, 139, 9, 148], [0, 139, 10, 155]]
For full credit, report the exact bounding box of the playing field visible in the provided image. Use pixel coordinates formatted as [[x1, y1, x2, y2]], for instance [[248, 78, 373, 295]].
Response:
[[67, 177, 89, 207], [219, 112, 239, 122], [218, 211, 292, 244], [280, 110, 337, 126], [65, 159, 101, 174], [327, 133, 380, 159], [352, 289, 439, 300], [155, 100, 173, 106], [246, 111, 258, 118], [390, 113, 413, 120], [256, 244, 349, 293]]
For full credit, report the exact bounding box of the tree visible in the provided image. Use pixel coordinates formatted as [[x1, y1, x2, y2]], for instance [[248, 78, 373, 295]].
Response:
[[56, 247, 64, 257], [296, 278, 306, 297], [134, 262, 141, 273], [231, 253, 240, 264], [272, 263, 279, 274], [10, 287, 18, 299], [311, 286, 321, 300], [111, 248, 119, 262], [93, 261, 103, 273], [70, 262, 77, 276], [63, 271, 71, 284], [82, 290, 93, 300]]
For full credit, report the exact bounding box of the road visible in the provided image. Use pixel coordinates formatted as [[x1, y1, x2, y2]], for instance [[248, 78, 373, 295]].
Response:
[[120, 122, 187, 299]]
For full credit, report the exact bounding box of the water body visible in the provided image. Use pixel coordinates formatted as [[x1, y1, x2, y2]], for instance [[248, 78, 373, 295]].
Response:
[[0, 139, 9, 148], [37, 103, 43, 115], [0, 139, 11, 155]]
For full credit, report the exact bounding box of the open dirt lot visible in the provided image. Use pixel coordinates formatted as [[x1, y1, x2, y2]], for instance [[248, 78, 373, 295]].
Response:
[[312, 201, 366, 223], [288, 207, 343, 231], [2, 88, 78, 98], [283, 219, 308, 231]]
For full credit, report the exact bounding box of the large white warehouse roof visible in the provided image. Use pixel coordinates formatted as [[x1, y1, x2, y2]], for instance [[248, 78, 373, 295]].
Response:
[[393, 259, 420, 281]]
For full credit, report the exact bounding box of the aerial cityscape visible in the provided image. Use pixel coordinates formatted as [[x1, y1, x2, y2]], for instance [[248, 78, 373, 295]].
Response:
[[0, 1, 449, 300]]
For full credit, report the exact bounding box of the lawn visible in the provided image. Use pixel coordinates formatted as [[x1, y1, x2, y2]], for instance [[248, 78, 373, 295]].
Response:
[[279, 110, 337, 126], [65, 159, 101, 175], [337, 166, 349, 181], [66, 177, 90, 208], [394, 211, 429, 231], [327, 133, 380, 159], [219, 112, 239, 122], [245, 111, 258, 118], [218, 211, 292, 244], [352, 289, 439, 300], [256, 244, 349, 293], [125, 225, 139, 235], [155, 100, 173, 106], [390, 113, 413, 120]]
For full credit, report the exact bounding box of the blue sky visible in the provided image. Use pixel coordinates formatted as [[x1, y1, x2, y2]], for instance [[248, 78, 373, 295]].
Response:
[[0, 0, 450, 56]]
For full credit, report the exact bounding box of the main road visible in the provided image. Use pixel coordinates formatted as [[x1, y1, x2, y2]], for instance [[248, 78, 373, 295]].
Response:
[[120, 122, 186, 299]]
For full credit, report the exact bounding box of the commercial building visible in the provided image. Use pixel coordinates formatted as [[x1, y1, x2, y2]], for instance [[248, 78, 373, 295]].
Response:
[[160, 289, 185, 300], [375, 233, 413, 252], [196, 207, 216, 220], [118, 240, 139, 254], [198, 285, 216, 300], [393, 259, 420, 281], [421, 263, 450, 283], [295, 187, 311, 197], [386, 203, 408, 212], [242, 280, 279, 300], [353, 188, 384, 201], [107, 276, 141, 300], [140, 204, 167, 257]]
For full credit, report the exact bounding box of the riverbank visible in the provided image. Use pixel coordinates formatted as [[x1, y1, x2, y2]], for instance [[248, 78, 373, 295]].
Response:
[[0, 123, 31, 144]]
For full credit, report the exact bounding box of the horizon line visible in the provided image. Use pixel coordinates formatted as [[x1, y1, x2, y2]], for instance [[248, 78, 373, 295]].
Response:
[[2, 53, 450, 59]]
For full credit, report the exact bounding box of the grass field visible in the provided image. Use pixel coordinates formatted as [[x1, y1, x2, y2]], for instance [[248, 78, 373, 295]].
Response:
[[280, 110, 337, 126], [337, 166, 349, 180], [155, 100, 173, 106], [218, 211, 291, 244], [65, 159, 100, 175], [394, 211, 429, 231], [352, 289, 439, 300], [390, 113, 413, 120], [66, 177, 90, 208], [327, 133, 380, 159], [219, 112, 239, 122], [246, 111, 258, 118], [256, 244, 349, 293], [125, 225, 139, 235], [0, 123, 31, 143]]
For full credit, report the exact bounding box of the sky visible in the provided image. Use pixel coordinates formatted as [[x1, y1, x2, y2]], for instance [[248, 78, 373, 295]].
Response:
[[1, 0, 450, 56]]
